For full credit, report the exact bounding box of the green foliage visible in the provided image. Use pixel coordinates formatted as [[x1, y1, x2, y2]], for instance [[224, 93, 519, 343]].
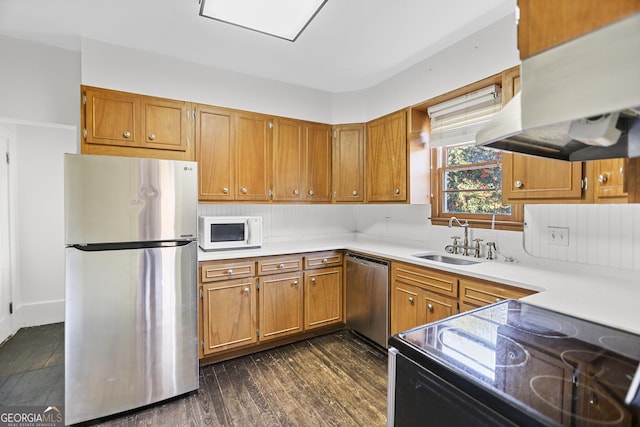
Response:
[[443, 145, 510, 215]]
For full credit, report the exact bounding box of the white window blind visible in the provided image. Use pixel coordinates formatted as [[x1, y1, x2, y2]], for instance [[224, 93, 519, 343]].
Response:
[[428, 85, 502, 148]]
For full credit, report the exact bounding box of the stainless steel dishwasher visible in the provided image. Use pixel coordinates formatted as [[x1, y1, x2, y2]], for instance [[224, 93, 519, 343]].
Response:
[[346, 253, 389, 348]]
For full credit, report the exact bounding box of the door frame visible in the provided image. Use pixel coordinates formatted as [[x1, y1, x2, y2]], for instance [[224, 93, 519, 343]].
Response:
[[0, 123, 15, 342]]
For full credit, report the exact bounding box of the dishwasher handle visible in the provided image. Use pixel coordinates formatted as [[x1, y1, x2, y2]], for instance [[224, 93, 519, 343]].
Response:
[[346, 253, 389, 269]]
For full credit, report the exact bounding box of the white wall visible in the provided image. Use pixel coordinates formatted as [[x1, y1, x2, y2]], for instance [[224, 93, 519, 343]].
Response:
[[80, 38, 334, 124], [80, 13, 519, 125], [0, 35, 81, 127], [12, 124, 77, 328], [524, 204, 640, 271]]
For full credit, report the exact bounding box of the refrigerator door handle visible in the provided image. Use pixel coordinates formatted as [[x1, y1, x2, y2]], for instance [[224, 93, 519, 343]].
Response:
[[69, 240, 194, 252]]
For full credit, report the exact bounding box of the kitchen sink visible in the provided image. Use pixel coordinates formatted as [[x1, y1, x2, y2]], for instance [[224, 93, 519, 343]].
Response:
[[412, 253, 480, 266]]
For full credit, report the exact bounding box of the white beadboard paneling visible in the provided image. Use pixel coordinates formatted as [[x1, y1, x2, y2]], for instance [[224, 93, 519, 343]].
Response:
[[196, 204, 356, 242], [524, 204, 640, 271]]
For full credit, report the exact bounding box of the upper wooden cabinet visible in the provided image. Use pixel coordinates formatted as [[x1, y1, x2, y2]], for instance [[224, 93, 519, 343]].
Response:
[[272, 119, 332, 202], [81, 86, 194, 161], [332, 124, 365, 202], [592, 158, 629, 203], [366, 110, 408, 202], [84, 87, 139, 147], [272, 118, 305, 202], [140, 96, 191, 151], [234, 111, 271, 201], [304, 123, 332, 202], [195, 105, 235, 201], [517, 0, 640, 59], [502, 154, 586, 203]]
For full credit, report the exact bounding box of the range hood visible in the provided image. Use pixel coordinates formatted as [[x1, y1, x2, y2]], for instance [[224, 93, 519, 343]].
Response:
[[476, 13, 640, 161]]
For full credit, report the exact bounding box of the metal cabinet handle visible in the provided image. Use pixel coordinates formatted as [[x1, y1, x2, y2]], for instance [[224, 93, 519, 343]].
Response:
[[427, 303, 434, 312], [293, 189, 299, 196], [311, 278, 316, 284], [514, 180, 523, 188], [241, 187, 248, 194], [408, 297, 414, 304], [598, 174, 608, 184], [293, 280, 299, 286], [148, 133, 156, 141], [244, 287, 249, 294], [322, 258, 328, 264], [352, 190, 358, 196], [279, 263, 285, 269], [495, 298, 501, 303], [395, 188, 400, 195], [227, 269, 233, 275], [222, 187, 229, 194], [123, 131, 131, 138], [308, 190, 314, 196]]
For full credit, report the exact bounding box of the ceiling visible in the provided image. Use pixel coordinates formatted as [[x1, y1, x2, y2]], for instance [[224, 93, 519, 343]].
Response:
[[0, 0, 515, 93]]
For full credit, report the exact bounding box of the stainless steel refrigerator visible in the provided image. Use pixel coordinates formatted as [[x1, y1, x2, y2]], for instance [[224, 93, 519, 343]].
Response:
[[64, 154, 199, 425]]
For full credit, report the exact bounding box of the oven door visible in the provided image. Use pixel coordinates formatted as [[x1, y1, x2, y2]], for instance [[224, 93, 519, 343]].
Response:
[[388, 348, 519, 427]]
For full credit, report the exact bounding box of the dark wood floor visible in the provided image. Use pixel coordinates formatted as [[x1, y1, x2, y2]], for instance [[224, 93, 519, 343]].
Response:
[[0, 326, 388, 426], [0, 322, 64, 407]]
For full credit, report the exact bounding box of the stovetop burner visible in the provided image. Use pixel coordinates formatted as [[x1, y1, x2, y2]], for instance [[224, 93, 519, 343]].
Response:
[[530, 375, 626, 425], [506, 307, 579, 339]]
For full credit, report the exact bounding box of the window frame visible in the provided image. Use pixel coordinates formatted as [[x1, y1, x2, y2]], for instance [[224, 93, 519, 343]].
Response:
[[430, 145, 523, 231]]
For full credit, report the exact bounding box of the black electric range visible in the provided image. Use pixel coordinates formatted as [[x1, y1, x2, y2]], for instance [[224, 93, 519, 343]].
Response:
[[388, 300, 640, 427]]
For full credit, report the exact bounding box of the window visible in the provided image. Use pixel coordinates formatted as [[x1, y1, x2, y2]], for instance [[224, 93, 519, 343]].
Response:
[[426, 80, 523, 230]]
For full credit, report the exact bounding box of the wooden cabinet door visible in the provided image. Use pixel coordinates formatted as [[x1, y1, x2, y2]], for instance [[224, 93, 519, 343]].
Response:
[[304, 267, 342, 330], [391, 283, 423, 335], [304, 123, 332, 202], [272, 118, 304, 202], [235, 111, 271, 201], [459, 277, 535, 308], [201, 278, 257, 355], [84, 87, 140, 147], [422, 291, 456, 325], [140, 96, 190, 152], [593, 158, 628, 203], [332, 124, 365, 202], [502, 153, 584, 202], [517, 0, 640, 59], [196, 105, 235, 201], [259, 272, 303, 341], [366, 110, 407, 202]]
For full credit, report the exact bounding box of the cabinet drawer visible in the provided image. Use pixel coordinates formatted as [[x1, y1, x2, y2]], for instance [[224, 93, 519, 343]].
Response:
[[460, 278, 535, 307], [201, 260, 255, 283], [392, 262, 458, 298], [257, 255, 303, 276], [304, 251, 343, 269]]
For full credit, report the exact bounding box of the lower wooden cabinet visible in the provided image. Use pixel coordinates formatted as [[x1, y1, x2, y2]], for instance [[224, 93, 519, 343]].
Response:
[[259, 271, 304, 341], [199, 252, 344, 360], [459, 277, 536, 312], [392, 281, 457, 335], [391, 262, 458, 335], [201, 278, 257, 356], [392, 261, 537, 334], [304, 267, 343, 330]]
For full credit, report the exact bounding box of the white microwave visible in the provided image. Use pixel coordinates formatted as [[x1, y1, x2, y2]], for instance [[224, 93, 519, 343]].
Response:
[[198, 216, 263, 251]]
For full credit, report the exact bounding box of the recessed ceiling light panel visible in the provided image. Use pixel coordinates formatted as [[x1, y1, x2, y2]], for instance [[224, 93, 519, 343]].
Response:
[[199, 0, 327, 42]]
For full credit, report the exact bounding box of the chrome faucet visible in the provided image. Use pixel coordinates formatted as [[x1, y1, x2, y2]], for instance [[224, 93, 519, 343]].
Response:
[[448, 216, 471, 256]]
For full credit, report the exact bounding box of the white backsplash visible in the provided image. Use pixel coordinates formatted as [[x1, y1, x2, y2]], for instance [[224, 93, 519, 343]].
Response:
[[197, 204, 356, 241], [197, 203, 640, 272], [524, 204, 640, 271]]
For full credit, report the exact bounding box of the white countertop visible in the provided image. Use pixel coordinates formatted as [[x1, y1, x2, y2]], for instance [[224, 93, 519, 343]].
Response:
[[198, 234, 640, 335]]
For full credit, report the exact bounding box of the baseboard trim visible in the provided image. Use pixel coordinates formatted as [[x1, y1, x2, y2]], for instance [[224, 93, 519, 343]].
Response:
[[14, 299, 64, 328]]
